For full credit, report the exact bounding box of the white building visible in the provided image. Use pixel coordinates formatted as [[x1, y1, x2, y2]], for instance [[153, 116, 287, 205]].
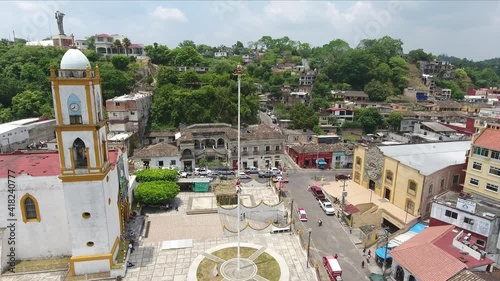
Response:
[[214, 51, 228, 58], [0, 118, 56, 153], [132, 142, 181, 170], [94, 34, 144, 56], [0, 49, 134, 276], [105, 91, 153, 138]]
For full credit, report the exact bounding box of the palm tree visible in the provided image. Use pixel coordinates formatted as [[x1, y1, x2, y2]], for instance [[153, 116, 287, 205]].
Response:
[[122, 37, 131, 56], [113, 39, 122, 54]]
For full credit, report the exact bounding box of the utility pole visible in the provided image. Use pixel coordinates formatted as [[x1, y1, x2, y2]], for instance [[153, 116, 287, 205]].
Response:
[[341, 178, 347, 222], [306, 228, 312, 268], [290, 199, 294, 234], [382, 227, 390, 275]]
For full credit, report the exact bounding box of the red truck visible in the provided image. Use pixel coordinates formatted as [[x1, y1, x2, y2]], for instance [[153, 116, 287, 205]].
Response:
[[310, 186, 326, 200], [323, 256, 343, 281]]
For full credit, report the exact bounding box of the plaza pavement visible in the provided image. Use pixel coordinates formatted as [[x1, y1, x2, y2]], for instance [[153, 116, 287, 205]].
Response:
[[126, 189, 315, 281]]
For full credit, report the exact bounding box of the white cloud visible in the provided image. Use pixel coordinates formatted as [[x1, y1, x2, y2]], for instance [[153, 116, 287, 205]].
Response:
[[263, 1, 313, 24], [150, 6, 187, 22]]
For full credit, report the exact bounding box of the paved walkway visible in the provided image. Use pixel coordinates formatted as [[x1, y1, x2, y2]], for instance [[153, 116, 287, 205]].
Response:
[[126, 233, 315, 281]]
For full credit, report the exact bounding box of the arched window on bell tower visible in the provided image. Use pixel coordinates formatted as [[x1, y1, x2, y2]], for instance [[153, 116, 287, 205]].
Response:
[[73, 138, 87, 168]]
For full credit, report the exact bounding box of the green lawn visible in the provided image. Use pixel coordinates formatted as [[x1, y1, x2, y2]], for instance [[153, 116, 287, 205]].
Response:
[[197, 247, 280, 281]]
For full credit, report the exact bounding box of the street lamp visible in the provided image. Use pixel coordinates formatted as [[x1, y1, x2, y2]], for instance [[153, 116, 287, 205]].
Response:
[[236, 64, 242, 271], [306, 228, 312, 268]]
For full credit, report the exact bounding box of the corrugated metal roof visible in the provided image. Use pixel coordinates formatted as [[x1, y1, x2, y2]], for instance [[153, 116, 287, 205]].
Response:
[[379, 141, 470, 176]]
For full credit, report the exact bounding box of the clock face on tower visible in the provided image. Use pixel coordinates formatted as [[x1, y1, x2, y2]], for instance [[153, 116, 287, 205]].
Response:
[[69, 103, 80, 112]]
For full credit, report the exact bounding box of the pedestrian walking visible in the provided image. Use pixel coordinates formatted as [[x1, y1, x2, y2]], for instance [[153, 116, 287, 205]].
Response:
[[334, 254, 338, 259], [361, 260, 365, 268], [362, 248, 366, 256], [349, 227, 352, 234], [175, 204, 179, 211], [128, 243, 135, 254], [368, 249, 371, 257]]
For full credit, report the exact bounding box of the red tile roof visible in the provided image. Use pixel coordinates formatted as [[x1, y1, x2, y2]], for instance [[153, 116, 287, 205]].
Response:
[[390, 225, 466, 281], [433, 230, 494, 270], [0, 150, 121, 178], [474, 128, 500, 151]]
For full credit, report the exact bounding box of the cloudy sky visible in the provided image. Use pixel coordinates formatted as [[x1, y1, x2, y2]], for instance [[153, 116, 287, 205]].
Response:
[[2, 1, 499, 61]]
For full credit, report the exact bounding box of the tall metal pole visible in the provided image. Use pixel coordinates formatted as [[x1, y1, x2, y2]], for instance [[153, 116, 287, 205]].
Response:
[[306, 228, 312, 268], [236, 65, 242, 271], [382, 228, 389, 274], [341, 178, 347, 222], [290, 199, 294, 234]]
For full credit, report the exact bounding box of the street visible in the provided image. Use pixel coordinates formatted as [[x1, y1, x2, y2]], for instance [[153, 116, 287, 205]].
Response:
[[283, 168, 371, 281]]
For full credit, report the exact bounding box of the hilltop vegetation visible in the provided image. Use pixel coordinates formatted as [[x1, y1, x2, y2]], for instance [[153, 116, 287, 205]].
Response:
[[1, 36, 499, 133]]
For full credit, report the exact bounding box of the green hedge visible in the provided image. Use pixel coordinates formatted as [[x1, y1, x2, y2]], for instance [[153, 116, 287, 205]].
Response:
[[135, 181, 180, 205], [134, 168, 178, 182]]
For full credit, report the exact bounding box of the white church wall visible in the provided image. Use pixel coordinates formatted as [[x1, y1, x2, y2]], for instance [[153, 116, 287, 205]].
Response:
[[104, 165, 121, 249], [0, 175, 71, 259], [63, 179, 115, 256], [74, 259, 110, 275]]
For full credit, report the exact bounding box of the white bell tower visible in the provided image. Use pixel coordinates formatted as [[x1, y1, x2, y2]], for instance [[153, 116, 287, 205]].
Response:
[[51, 48, 120, 276]]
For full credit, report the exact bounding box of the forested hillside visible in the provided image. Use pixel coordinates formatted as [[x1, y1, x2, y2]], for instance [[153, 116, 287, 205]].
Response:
[[1, 36, 499, 132]]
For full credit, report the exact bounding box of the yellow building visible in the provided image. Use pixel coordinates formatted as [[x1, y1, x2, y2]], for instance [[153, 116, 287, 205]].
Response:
[[463, 128, 500, 201], [353, 141, 470, 219]]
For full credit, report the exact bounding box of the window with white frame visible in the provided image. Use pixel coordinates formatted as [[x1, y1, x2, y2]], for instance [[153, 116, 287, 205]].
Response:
[[473, 146, 490, 157], [472, 162, 482, 171], [489, 166, 500, 177], [486, 183, 499, 192], [492, 150, 500, 160], [469, 178, 479, 186]]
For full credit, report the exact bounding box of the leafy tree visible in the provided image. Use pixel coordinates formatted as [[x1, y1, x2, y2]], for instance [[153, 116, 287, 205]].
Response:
[[122, 37, 131, 56], [179, 40, 196, 48], [113, 39, 122, 54], [85, 37, 96, 50], [386, 112, 403, 131], [99, 65, 134, 100], [354, 108, 384, 134], [144, 43, 171, 65], [289, 103, 318, 130], [406, 48, 434, 63], [135, 181, 180, 205], [172, 46, 202, 66], [156, 66, 179, 86], [111, 55, 130, 71], [11, 90, 45, 118], [0, 107, 14, 122], [364, 80, 392, 102], [371, 63, 393, 83], [179, 69, 201, 86], [134, 168, 178, 182]]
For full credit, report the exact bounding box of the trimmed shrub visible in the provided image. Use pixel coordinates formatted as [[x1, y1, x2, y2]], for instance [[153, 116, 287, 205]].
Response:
[[135, 181, 180, 205], [134, 168, 177, 182]]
